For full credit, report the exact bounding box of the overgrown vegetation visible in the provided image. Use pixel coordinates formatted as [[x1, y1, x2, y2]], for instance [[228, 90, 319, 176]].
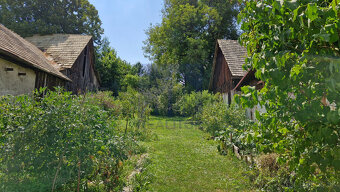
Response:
[[174, 90, 219, 118], [1, 0, 339, 191], [237, 0, 340, 190], [0, 89, 150, 191], [139, 64, 184, 116], [172, 91, 255, 159]]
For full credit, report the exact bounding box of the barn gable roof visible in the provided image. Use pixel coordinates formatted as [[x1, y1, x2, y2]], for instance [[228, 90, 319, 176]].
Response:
[[216, 39, 247, 77], [25, 34, 92, 69], [0, 24, 70, 81]]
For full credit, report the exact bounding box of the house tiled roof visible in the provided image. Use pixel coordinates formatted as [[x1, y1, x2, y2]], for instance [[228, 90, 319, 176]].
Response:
[[217, 39, 247, 77], [0, 24, 70, 81], [26, 34, 92, 69]]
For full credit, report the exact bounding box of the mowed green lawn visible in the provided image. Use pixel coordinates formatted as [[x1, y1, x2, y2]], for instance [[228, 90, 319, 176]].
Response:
[[142, 116, 253, 192]]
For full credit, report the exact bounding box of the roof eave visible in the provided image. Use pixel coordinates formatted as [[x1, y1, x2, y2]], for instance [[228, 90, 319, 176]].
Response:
[[0, 49, 71, 82], [233, 69, 255, 91], [208, 41, 220, 92]]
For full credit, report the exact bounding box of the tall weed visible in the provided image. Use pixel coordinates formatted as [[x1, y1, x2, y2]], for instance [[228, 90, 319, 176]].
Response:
[[0, 89, 139, 191]]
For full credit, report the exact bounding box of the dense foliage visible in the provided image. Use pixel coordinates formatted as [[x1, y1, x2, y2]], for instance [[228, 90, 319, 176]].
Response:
[[141, 64, 184, 116], [116, 88, 151, 137], [238, 0, 340, 190], [0, 89, 144, 191], [95, 38, 135, 95], [186, 95, 254, 155], [172, 91, 252, 153], [174, 90, 220, 117], [144, 0, 240, 91], [0, 0, 103, 44], [198, 101, 251, 138]]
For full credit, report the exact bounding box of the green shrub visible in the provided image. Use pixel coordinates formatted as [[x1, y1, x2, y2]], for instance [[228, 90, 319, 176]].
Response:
[[155, 82, 183, 116], [0, 89, 139, 191], [196, 98, 227, 135], [173, 90, 219, 118], [197, 98, 252, 136], [90, 91, 122, 116], [117, 87, 152, 138]]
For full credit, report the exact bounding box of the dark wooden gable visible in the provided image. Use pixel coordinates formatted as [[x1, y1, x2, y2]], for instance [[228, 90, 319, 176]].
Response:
[[209, 40, 247, 94], [210, 46, 234, 93], [63, 39, 98, 94]]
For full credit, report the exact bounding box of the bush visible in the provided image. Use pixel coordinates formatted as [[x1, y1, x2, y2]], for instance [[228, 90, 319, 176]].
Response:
[[144, 82, 183, 117], [117, 87, 152, 138], [157, 83, 183, 116], [90, 91, 122, 116], [173, 91, 219, 118], [196, 98, 227, 135], [0, 89, 139, 191], [197, 98, 252, 137], [140, 64, 184, 116]]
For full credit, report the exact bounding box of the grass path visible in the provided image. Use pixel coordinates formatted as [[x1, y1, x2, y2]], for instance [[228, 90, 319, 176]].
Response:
[[141, 116, 253, 192]]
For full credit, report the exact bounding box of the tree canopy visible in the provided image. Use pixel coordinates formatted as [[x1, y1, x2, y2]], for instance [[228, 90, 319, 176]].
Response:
[[0, 0, 104, 44], [144, 0, 240, 91], [95, 38, 133, 95]]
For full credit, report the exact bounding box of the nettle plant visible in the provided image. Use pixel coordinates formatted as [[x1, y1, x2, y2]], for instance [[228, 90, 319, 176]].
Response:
[[237, 0, 339, 189]]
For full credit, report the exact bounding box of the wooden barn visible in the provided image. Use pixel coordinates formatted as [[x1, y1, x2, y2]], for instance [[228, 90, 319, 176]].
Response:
[[209, 40, 247, 104], [0, 24, 70, 96], [26, 34, 100, 94]]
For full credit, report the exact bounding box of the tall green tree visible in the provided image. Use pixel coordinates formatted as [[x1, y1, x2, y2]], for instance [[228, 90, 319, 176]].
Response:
[[144, 0, 239, 91], [131, 62, 144, 76], [0, 0, 103, 44], [96, 38, 131, 95]]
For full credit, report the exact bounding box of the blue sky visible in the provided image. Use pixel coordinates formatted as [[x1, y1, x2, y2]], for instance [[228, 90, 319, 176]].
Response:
[[89, 0, 164, 65]]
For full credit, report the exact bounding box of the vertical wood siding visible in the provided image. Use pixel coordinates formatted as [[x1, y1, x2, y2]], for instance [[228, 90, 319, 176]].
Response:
[[62, 41, 99, 94]]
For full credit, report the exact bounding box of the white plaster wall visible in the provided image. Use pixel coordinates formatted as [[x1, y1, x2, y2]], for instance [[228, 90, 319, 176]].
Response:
[[222, 93, 229, 104], [249, 98, 267, 122], [93, 75, 100, 90], [0, 58, 36, 96]]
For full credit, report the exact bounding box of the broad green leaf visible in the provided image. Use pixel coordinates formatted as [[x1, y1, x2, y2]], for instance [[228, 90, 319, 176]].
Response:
[[332, 0, 338, 16], [293, 7, 300, 22], [306, 3, 318, 22]]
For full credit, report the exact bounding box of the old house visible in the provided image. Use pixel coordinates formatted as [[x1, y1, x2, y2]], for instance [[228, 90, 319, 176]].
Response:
[[208, 39, 266, 120], [26, 34, 100, 94], [0, 24, 70, 96], [209, 40, 247, 104]]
